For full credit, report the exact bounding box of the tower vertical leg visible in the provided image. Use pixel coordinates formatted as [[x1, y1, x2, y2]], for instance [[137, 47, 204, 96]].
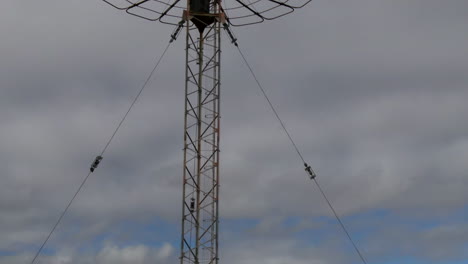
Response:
[[180, 14, 221, 264]]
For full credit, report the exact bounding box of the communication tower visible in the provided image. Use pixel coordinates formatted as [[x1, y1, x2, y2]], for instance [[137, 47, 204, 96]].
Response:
[[100, 0, 311, 263]]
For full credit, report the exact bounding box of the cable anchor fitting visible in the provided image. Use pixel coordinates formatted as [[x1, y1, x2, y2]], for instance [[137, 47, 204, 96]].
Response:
[[170, 20, 185, 43], [304, 163, 316, 179], [222, 23, 238, 47], [90, 156, 103, 173]]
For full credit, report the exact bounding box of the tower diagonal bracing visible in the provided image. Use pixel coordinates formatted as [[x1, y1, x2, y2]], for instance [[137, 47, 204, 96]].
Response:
[[180, 13, 221, 264]]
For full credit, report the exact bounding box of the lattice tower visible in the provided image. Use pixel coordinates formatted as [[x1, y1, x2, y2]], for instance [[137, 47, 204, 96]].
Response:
[[100, 1, 311, 263]]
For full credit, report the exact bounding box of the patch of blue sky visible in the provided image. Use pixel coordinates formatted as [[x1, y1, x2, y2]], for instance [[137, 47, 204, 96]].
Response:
[[0, 242, 36, 256], [292, 227, 330, 246], [281, 216, 300, 226], [378, 257, 424, 264], [9, 243, 58, 257], [38, 247, 56, 256], [219, 217, 259, 236], [340, 207, 466, 233], [74, 231, 113, 254], [30, 205, 467, 257], [380, 259, 468, 264], [387, 207, 466, 230], [345, 208, 391, 221], [220, 218, 258, 228], [55, 217, 180, 254], [0, 250, 16, 257], [308, 210, 390, 242], [284, 208, 451, 249], [455, 204, 468, 219], [277, 216, 330, 245], [64, 217, 260, 254], [103, 218, 179, 248]]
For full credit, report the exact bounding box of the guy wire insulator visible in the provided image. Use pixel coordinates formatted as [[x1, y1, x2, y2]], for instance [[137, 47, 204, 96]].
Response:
[[304, 163, 316, 179], [170, 20, 185, 43], [90, 156, 103, 173], [222, 23, 238, 46]]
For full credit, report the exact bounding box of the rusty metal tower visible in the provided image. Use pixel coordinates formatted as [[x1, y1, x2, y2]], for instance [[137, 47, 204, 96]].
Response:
[[100, 0, 311, 263]]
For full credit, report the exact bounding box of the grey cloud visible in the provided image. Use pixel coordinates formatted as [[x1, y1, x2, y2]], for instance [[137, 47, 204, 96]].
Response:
[[365, 222, 468, 262], [1, 0, 467, 262]]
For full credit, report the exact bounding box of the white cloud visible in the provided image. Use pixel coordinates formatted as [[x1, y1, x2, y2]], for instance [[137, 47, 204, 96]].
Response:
[[97, 244, 149, 264]]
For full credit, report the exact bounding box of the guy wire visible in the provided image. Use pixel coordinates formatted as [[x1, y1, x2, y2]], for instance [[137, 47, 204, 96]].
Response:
[[29, 41, 172, 264]]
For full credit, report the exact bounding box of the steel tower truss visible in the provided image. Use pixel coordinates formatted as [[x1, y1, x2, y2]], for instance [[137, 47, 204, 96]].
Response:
[[180, 11, 222, 264]]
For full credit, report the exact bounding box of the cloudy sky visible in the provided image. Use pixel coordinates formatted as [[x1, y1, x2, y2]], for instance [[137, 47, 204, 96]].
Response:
[[1, 0, 467, 263]]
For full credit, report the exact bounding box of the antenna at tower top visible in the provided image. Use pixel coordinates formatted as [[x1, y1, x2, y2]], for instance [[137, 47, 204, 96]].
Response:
[[102, 0, 311, 26]]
